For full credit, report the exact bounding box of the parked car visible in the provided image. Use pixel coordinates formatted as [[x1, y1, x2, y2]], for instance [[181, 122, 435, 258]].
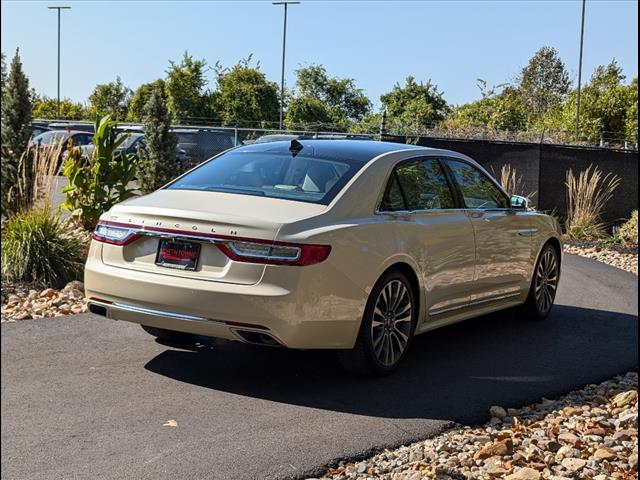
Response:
[[29, 130, 94, 167], [47, 121, 95, 133], [173, 128, 238, 165], [77, 132, 188, 167], [30, 121, 52, 139], [85, 140, 562, 374], [251, 133, 372, 144]]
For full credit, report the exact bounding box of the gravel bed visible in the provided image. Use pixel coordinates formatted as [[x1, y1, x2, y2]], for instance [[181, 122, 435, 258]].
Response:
[[1, 278, 87, 322], [564, 240, 637, 276], [312, 372, 638, 480]]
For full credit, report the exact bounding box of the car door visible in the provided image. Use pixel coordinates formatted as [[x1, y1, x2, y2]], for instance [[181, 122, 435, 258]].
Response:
[[379, 157, 476, 319], [443, 158, 532, 304]]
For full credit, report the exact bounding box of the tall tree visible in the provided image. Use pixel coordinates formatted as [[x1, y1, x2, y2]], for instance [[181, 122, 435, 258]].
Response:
[[517, 46, 571, 122], [32, 96, 88, 120], [558, 60, 634, 142], [165, 52, 211, 123], [210, 57, 280, 127], [88, 76, 132, 121], [137, 86, 178, 193], [1, 49, 33, 215], [127, 79, 166, 122], [1, 52, 7, 99], [454, 80, 527, 131], [380, 76, 448, 133], [285, 64, 371, 130]]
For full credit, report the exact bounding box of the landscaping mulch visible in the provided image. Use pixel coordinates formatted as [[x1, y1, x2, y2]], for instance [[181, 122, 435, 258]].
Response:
[[564, 240, 637, 276], [312, 372, 638, 480]]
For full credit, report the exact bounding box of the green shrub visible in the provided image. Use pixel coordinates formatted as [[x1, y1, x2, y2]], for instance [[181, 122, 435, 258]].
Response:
[[1, 208, 85, 288], [617, 210, 638, 246], [62, 115, 138, 229]]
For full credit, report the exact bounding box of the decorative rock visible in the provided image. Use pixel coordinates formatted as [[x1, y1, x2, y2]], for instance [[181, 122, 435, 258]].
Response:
[[561, 458, 587, 472], [505, 467, 541, 480], [490, 406, 507, 419], [611, 390, 637, 408]]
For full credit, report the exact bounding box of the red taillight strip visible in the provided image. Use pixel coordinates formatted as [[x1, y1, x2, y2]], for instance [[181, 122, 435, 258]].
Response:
[[94, 220, 331, 266]]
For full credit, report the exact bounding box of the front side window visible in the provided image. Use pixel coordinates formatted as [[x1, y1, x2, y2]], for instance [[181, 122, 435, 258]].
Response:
[[380, 158, 454, 211], [167, 149, 366, 205], [445, 159, 509, 209]]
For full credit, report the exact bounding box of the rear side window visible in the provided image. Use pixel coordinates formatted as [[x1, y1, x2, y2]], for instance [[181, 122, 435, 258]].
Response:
[[445, 159, 509, 209], [167, 150, 367, 205], [381, 158, 454, 211]]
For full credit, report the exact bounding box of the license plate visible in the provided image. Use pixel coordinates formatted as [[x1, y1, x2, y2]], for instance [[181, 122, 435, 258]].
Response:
[[155, 240, 201, 271]]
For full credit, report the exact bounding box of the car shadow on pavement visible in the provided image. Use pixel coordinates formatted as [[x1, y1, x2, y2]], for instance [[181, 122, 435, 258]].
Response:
[[144, 304, 638, 423]]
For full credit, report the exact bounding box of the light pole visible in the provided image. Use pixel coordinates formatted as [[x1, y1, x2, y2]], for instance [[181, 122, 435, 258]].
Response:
[[48, 6, 71, 119], [273, 1, 299, 130], [575, 0, 586, 141]]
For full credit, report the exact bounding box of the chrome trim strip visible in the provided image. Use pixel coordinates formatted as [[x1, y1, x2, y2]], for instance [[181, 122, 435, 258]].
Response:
[[136, 230, 222, 244], [91, 300, 225, 325], [429, 291, 521, 316]]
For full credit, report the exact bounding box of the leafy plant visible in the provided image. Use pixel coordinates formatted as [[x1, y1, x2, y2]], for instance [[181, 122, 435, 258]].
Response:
[[565, 164, 620, 240], [617, 210, 638, 246], [1, 208, 85, 288], [62, 115, 139, 229]]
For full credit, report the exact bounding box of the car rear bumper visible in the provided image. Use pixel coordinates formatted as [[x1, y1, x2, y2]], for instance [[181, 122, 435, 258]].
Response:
[[84, 248, 366, 349]]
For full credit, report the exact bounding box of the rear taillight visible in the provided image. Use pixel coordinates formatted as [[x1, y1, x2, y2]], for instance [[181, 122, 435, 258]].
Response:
[[217, 240, 331, 266], [92, 223, 140, 246]]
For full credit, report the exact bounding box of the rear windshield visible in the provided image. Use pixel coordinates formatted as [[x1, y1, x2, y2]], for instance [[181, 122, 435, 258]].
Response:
[[167, 149, 366, 204]]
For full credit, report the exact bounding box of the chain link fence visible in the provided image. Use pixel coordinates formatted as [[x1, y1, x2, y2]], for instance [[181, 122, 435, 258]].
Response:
[[32, 118, 638, 167]]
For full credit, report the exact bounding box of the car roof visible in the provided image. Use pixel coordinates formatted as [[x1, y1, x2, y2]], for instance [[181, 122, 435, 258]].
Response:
[[233, 139, 427, 163]]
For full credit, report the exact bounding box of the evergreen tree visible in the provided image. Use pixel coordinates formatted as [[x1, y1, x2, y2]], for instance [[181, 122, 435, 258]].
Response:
[[2, 48, 32, 159], [137, 86, 178, 194], [1, 49, 32, 216]]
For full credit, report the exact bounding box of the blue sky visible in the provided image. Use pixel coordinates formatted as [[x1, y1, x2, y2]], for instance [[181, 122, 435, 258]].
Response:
[[1, 0, 638, 109]]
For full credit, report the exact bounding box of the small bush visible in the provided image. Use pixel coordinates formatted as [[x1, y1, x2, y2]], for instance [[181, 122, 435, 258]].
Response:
[[565, 164, 620, 240], [617, 210, 638, 246], [1, 208, 85, 288]]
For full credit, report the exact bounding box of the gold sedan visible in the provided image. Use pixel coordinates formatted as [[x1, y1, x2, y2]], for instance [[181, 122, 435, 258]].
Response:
[[85, 140, 562, 374]]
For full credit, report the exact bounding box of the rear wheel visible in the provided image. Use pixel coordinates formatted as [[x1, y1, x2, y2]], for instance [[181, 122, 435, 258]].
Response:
[[338, 269, 417, 375], [522, 243, 560, 320], [140, 325, 193, 343]]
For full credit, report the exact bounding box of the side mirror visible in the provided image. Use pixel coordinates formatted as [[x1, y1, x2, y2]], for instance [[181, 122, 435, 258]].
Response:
[[510, 194, 530, 210]]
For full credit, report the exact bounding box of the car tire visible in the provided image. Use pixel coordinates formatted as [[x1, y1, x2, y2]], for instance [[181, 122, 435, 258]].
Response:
[[521, 243, 560, 320], [140, 325, 193, 343], [338, 269, 417, 375]]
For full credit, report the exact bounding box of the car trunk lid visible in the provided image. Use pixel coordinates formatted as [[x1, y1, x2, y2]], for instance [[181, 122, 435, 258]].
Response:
[[100, 189, 325, 285]]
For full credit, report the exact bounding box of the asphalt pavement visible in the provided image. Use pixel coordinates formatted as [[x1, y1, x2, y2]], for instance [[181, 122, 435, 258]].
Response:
[[1, 254, 637, 480]]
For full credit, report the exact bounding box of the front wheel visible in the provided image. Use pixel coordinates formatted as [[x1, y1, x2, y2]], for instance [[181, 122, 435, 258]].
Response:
[[338, 269, 417, 375], [522, 244, 560, 320]]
